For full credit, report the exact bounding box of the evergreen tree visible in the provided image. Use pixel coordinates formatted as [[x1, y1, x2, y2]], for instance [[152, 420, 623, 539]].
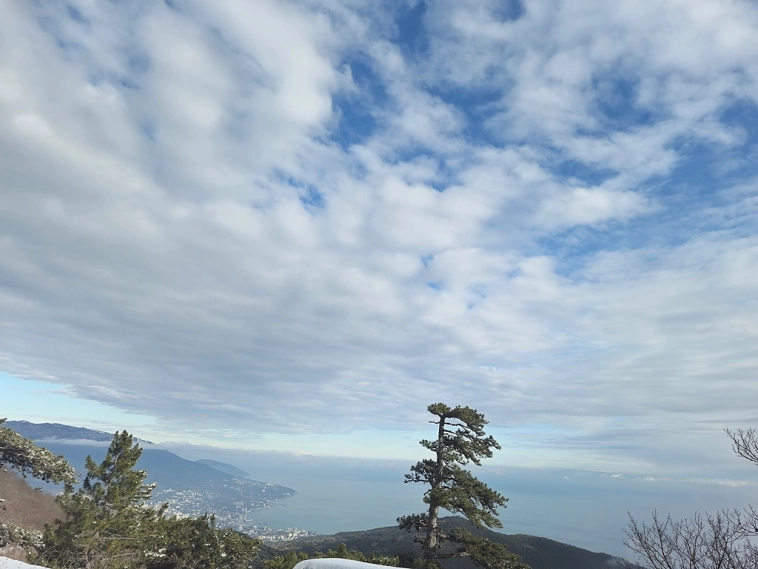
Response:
[[146, 513, 259, 569], [35, 430, 260, 569], [263, 550, 310, 569], [0, 419, 77, 553], [398, 403, 528, 569], [0, 418, 77, 486], [36, 430, 163, 569]]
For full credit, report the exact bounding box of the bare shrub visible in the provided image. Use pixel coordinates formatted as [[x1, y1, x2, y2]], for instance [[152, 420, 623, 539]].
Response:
[[625, 428, 758, 569]]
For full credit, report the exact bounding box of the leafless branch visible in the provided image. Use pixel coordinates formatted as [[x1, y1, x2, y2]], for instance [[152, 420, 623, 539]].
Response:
[[625, 508, 758, 569], [725, 429, 758, 467]]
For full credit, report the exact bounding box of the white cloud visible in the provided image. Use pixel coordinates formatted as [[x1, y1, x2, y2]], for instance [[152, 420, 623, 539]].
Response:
[[533, 187, 650, 228], [0, 0, 757, 484]]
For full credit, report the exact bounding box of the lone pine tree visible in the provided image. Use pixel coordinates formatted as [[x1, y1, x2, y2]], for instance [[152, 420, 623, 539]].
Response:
[[398, 403, 528, 569]]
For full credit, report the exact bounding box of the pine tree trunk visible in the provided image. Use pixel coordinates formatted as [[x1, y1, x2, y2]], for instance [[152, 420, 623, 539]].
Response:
[[423, 503, 439, 566], [423, 414, 447, 567]]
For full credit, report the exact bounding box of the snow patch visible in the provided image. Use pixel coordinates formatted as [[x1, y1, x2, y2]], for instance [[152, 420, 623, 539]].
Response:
[[0, 556, 50, 569], [294, 560, 389, 569]]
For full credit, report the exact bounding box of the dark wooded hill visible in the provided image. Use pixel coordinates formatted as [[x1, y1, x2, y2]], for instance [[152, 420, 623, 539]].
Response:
[[272, 517, 626, 569]]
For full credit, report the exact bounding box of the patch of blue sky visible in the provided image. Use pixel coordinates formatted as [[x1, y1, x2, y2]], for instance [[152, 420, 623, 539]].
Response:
[[541, 191, 754, 281], [489, 0, 526, 22], [546, 215, 662, 259], [664, 137, 758, 211], [667, 145, 733, 196], [720, 97, 758, 149], [393, 1, 429, 57], [66, 4, 89, 25], [542, 127, 758, 272], [330, 95, 378, 149], [299, 185, 325, 210], [330, 58, 386, 149], [427, 281, 443, 291], [381, 144, 439, 169], [428, 84, 507, 149], [536, 223, 653, 279], [425, 176, 452, 193], [552, 159, 618, 186], [385, 157, 451, 193], [275, 172, 326, 211], [592, 75, 660, 131]]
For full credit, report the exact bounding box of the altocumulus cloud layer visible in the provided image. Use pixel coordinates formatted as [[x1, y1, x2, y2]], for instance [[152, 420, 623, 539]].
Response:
[[1, 0, 757, 471]]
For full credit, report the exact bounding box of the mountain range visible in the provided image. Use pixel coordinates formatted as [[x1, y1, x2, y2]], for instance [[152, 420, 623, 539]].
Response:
[[5, 420, 153, 444], [4, 420, 295, 524]]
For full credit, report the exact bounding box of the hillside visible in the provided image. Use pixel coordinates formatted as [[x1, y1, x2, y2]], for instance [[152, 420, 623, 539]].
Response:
[[0, 470, 61, 532], [0, 470, 61, 561], [196, 459, 251, 478], [272, 517, 624, 569]]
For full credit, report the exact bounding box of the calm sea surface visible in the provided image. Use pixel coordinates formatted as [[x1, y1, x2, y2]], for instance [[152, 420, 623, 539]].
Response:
[[245, 477, 422, 534], [164, 445, 755, 560]]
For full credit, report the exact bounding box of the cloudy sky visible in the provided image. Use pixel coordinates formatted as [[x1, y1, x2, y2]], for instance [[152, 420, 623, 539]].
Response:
[[2, 0, 758, 492]]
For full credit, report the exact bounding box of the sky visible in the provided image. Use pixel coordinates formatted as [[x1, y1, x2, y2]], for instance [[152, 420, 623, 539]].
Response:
[[2, 0, 758, 548]]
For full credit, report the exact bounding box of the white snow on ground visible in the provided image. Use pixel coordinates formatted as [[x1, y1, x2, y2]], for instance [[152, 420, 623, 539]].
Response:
[[294, 560, 389, 569], [0, 555, 381, 569], [0, 557, 48, 569]]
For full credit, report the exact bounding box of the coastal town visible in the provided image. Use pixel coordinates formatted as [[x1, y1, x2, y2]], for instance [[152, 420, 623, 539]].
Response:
[[151, 485, 316, 542]]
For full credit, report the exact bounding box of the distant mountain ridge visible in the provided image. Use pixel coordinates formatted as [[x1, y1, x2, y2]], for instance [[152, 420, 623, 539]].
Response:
[[4, 420, 154, 445], [196, 459, 250, 478], [273, 517, 626, 569], [5, 420, 295, 527]]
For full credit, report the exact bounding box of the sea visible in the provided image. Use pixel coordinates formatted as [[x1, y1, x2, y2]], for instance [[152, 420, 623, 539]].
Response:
[[162, 444, 755, 561], [245, 477, 422, 535]]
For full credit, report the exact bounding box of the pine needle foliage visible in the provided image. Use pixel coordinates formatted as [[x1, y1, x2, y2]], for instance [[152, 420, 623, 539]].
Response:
[[0, 418, 77, 485]]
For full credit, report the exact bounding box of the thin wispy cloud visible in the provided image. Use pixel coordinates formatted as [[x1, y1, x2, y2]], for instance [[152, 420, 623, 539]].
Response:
[[1, 0, 757, 480]]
